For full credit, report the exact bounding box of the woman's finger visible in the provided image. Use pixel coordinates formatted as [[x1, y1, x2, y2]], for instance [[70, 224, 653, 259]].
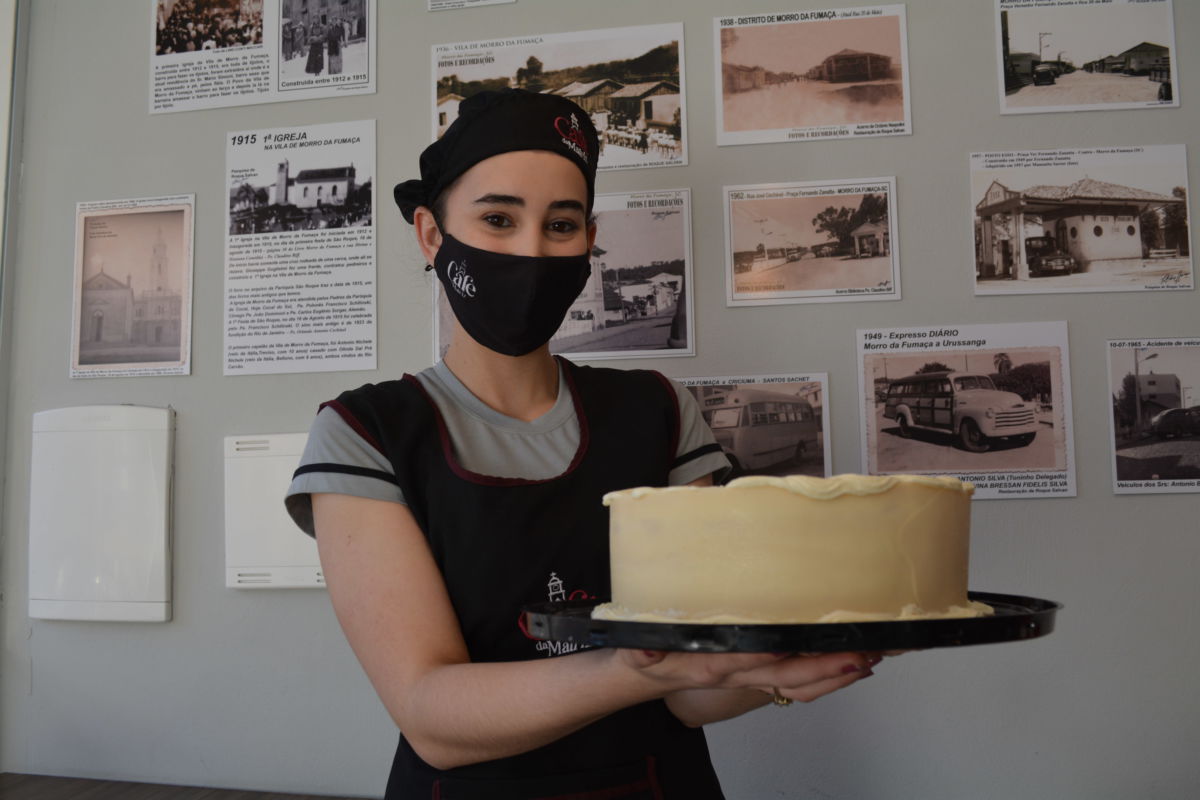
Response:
[[772, 667, 875, 705], [729, 651, 873, 690]]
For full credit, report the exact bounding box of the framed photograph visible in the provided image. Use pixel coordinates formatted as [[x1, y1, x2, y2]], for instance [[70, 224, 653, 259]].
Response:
[[436, 189, 694, 362], [678, 373, 831, 480], [715, 5, 911, 146], [724, 177, 899, 306], [433, 23, 686, 170], [857, 321, 1075, 499], [71, 195, 195, 378], [1108, 337, 1200, 493], [155, 0, 262, 55], [151, 0, 376, 114], [224, 119, 377, 376], [972, 144, 1191, 295], [278, 0, 372, 93], [996, 0, 1179, 115]]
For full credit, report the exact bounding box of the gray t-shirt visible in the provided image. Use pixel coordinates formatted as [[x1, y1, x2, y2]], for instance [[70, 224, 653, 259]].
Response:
[[285, 361, 729, 536]]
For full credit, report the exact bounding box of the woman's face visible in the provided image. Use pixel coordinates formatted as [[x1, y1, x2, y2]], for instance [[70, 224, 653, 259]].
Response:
[[428, 150, 593, 259]]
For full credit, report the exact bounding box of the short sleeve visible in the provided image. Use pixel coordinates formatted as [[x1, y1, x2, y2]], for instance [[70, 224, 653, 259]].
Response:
[[665, 378, 732, 485], [284, 405, 406, 537]]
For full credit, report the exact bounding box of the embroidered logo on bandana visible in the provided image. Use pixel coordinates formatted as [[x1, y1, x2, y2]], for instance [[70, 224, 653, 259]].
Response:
[[554, 113, 589, 163], [445, 260, 477, 298]]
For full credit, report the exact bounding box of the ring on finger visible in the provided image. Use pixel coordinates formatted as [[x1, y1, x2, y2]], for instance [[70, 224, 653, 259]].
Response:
[[771, 687, 793, 706]]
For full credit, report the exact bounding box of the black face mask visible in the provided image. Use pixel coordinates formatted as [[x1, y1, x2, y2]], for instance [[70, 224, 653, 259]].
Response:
[[433, 233, 592, 357]]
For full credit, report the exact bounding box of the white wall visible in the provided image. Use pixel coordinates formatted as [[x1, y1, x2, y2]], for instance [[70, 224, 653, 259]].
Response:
[[2, 1, 1198, 798]]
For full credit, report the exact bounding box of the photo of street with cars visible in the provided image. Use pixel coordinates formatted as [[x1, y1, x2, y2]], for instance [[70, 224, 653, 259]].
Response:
[[997, 0, 1178, 114], [1108, 338, 1200, 492]]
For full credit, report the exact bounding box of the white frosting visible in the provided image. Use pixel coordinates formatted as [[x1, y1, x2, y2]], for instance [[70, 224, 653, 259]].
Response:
[[592, 600, 994, 625], [597, 473, 992, 625]]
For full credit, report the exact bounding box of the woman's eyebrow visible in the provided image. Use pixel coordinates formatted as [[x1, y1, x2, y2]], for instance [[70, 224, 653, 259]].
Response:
[[473, 193, 524, 206], [472, 195, 584, 214]]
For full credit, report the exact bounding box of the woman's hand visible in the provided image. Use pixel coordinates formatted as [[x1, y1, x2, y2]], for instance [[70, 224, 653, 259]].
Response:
[[617, 649, 880, 705]]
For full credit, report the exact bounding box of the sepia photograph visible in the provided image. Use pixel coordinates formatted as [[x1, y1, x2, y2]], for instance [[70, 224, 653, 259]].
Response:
[[679, 374, 830, 481], [715, 6, 911, 145], [72, 195, 194, 378], [433, 23, 686, 170], [996, 0, 1178, 114], [155, 0, 262, 55], [972, 145, 1191, 295], [725, 178, 899, 305], [1108, 337, 1200, 493], [436, 190, 694, 361], [858, 322, 1075, 499], [279, 0, 369, 90]]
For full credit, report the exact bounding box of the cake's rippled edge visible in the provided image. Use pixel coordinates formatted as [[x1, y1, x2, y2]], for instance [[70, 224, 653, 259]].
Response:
[[603, 474, 974, 505]]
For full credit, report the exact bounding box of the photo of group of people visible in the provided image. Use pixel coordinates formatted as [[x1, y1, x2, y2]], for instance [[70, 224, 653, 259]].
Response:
[[155, 0, 262, 55], [279, 0, 369, 84], [151, 0, 375, 113]]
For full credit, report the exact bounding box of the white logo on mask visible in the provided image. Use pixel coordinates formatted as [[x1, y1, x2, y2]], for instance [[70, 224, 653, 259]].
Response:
[[446, 260, 477, 298]]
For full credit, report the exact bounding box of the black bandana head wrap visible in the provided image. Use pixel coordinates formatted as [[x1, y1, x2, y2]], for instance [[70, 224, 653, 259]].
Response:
[[393, 89, 601, 224]]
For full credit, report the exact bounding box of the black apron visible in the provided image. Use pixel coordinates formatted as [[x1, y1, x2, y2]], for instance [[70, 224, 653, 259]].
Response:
[[327, 358, 724, 800]]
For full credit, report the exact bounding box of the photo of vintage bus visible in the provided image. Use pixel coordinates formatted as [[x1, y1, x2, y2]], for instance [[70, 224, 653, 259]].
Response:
[[695, 386, 821, 476], [882, 370, 1039, 452]]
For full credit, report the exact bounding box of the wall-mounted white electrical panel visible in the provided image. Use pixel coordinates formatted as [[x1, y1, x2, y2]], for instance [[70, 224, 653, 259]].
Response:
[[224, 433, 323, 588], [29, 405, 174, 622]]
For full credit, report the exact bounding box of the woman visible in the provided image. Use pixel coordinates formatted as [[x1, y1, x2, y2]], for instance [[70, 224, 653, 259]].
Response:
[[286, 90, 876, 798], [326, 17, 343, 76], [304, 19, 324, 76]]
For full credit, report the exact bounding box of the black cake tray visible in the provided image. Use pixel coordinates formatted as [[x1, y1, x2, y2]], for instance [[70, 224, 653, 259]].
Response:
[[522, 592, 1060, 653]]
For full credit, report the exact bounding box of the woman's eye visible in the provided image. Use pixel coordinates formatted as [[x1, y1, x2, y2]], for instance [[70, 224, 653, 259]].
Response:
[[547, 219, 579, 234], [482, 213, 512, 228]]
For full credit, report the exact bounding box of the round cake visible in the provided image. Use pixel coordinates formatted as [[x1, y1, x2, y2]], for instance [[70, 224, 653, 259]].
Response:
[[593, 474, 993, 624]]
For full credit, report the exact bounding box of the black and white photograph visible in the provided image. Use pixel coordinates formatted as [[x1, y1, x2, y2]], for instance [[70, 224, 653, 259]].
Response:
[[155, 0, 262, 55], [228, 138, 373, 235], [858, 322, 1075, 499], [429, 0, 515, 10], [279, 0, 369, 91], [679, 374, 830, 481], [1108, 337, 1200, 493], [225, 119, 376, 376], [725, 178, 899, 305], [72, 195, 195, 379], [436, 189, 694, 361], [151, 0, 375, 114], [715, 6, 911, 146], [973, 145, 1191, 295], [997, 0, 1178, 114], [433, 23, 686, 170]]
